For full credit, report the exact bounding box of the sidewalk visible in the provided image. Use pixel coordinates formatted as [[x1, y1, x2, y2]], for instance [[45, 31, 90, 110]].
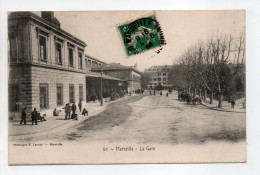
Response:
[[9, 95, 133, 140], [201, 97, 246, 113]]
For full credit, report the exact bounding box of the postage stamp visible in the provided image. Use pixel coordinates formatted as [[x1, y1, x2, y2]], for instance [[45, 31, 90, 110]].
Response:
[[118, 14, 166, 56]]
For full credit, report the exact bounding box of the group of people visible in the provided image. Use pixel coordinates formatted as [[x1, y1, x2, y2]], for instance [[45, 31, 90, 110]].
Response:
[[20, 101, 89, 125], [20, 108, 40, 125], [149, 90, 169, 97], [63, 101, 88, 120]]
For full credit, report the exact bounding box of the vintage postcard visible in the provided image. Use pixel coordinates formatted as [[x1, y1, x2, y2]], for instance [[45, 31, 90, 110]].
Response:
[[8, 10, 246, 165]]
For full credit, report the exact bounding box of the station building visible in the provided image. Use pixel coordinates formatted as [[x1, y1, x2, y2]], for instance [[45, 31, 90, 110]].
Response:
[[8, 11, 126, 119], [91, 63, 141, 93]]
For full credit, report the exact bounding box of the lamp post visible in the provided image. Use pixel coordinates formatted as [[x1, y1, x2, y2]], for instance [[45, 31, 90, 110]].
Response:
[[100, 71, 103, 106]]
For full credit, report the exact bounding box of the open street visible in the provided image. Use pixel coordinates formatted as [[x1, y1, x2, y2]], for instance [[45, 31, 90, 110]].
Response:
[[20, 90, 245, 145]]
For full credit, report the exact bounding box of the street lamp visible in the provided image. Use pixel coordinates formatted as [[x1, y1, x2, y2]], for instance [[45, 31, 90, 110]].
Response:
[[100, 70, 103, 106]]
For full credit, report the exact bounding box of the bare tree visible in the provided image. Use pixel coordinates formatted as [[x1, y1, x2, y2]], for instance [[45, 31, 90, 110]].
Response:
[[168, 31, 245, 108]]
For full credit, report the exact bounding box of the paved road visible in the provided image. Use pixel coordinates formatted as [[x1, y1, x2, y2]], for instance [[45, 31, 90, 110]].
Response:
[[35, 91, 246, 145]]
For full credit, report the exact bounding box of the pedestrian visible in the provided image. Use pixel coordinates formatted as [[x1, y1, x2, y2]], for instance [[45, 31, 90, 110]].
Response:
[[160, 91, 162, 96], [166, 92, 168, 97], [72, 103, 77, 114], [63, 103, 71, 120], [153, 90, 155, 95], [231, 99, 235, 109], [82, 108, 88, 116], [31, 108, 38, 125], [20, 107, 27, 125], [53, 108, 59, 116], [78, 101, 82, 112]]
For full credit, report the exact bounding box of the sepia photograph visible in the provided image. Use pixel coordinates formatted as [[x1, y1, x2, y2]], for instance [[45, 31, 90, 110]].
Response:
[[7, 10, 246, 165]]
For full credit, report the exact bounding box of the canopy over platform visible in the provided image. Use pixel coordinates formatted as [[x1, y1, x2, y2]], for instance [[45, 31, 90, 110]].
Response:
[[85, 71, 124, 81]]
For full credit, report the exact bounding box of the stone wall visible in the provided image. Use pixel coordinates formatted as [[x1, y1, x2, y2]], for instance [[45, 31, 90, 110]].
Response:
[[31, 65, 86, 114], [9, 65, 32, 113], [8, 64, 86, 119]]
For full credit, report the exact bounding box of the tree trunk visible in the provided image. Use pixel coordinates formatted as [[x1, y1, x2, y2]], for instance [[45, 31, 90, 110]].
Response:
[[199, 89, 202, 97], [193, 88, 196, 98], [218, 91, 223, 108], [243, 91, 246, 109], [204, 89, 207, 102], [210, 90, 213, 104]]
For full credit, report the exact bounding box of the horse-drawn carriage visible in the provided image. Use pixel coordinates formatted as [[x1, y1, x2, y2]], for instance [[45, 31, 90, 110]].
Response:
[[178, 91, 202, 105]]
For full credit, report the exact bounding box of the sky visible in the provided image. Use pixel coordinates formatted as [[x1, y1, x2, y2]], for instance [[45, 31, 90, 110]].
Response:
[[34, 11, 245, 71]]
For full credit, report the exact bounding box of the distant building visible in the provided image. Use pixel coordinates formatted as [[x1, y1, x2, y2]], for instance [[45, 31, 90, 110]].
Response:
[[8, 11, 125, 118], [144, 65, 173, 89], [91, 63, 141, 92]]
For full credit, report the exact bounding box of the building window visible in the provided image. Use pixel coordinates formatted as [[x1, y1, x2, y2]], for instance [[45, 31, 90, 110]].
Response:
[[79, 84, 83, 101], [9, 34, 18, 62], [85, 58, 88, 69], [56, 84, 63, 106], [69, 84, 75, 103], [68, 48, 74, 67], [163, 78, 166, 81], [9, 84, 19, 111], [158, 73, 161, 76], [158, 78, 161, 81], [88, 60, 92, 66], [163, 73, 166, 76], [39, 84, 49, 109], [154, 78, 157, 81], [39, 35, 47, 61], [78, 52, 83, 69], [56, 42, 62, 64]]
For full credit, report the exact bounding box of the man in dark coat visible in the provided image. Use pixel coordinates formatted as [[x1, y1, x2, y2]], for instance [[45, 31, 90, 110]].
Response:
[[64, 104, 71, 120], [231, 99, 236, 108], [72, 103, 77, 115], [78, 101, 82, 112], [20, 107, 27, 125], [82, 108, 88, 116], [31, 108, 38, 125]]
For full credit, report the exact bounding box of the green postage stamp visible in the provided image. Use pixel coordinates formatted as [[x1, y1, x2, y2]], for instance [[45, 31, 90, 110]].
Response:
[[118, 14, 166, 56]]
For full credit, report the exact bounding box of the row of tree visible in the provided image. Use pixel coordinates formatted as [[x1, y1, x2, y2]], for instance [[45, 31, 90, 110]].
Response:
[[168, 32, 246, 108]]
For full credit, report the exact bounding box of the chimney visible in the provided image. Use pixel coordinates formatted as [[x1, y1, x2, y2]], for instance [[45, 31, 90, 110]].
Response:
[[41, 11, 54, 19], [41, 11, 61, 28]]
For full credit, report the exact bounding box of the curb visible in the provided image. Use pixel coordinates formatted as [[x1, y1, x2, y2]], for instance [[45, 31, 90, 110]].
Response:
[[200, 102, 246, 114]]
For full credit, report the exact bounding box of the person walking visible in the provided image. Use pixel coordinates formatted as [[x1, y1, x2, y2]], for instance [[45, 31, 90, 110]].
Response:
[[20, 107, 27, 125], [153, 90, 155, 95], [166, 92, 168, 97], [64, 103, 71, 120], [31, 108, 38, 125], [78, 101, 82, 112], [231, 99, 235, 109]]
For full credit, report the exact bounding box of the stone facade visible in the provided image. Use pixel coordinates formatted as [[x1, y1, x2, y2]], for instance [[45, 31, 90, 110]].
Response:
[[8, 12, 88, 119], [30, 65, 86, 111], [144, 65, 173, 89]]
